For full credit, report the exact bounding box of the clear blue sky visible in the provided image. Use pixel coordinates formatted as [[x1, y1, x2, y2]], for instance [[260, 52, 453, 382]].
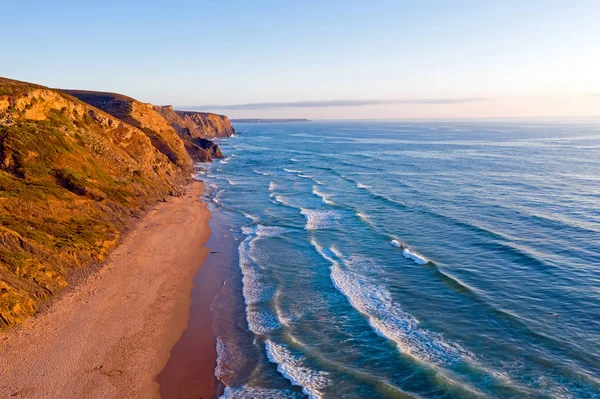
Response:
[[3, 1, 599, 119]]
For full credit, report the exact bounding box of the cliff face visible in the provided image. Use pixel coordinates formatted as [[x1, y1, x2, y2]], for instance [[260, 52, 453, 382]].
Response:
[[0, 78, 191, 330], [62, 91, 192, 173], [177, 110, 235, 139], [154, 106, 235, 139], [154, 105, 233, 162]]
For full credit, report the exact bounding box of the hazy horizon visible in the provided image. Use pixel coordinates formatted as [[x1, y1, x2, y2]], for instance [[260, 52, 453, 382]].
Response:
[[3, 1, 599, 119]]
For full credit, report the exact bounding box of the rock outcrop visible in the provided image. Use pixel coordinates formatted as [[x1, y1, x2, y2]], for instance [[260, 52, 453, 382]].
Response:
[[0, 77, 192, 330], [155, 106, 235, 139], [153, 105, 234, 162]]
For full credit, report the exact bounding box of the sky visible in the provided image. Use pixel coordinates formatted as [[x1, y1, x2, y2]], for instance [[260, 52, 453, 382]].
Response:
[[2, 0, 600, 119]]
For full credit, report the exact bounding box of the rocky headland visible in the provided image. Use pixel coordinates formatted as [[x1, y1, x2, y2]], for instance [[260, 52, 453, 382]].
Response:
[[0, 77, 234, 330]]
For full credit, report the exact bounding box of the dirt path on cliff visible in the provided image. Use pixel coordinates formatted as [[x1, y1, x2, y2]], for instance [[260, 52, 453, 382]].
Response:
[[0, 182, 211, 399]]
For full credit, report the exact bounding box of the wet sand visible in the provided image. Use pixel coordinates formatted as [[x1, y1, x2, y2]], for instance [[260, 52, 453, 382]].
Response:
[[0, 182, 212, 398], [158, 207, 238, 399]]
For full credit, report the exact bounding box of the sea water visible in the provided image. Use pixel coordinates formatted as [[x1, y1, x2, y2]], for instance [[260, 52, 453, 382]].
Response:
[[203, 120, 600, 398]]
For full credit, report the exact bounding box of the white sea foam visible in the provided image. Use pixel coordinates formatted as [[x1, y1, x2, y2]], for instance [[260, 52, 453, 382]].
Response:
[[247, 309, 282, 334], [220, 386, 303, 399], [242, 225, 291, 238], [389, 239, 429, 264], [402, 248, 429, 265], [225, 178, 240, 186], [311, 240, 467, 366], [242, 212, 259, 222], [290, 158, 299, 162], [273, 195, 292, 207], [284, 168, 301, 173], [300, 209, 339, 230], [214, 338, 230, 379], [213, 189, 225, 205], [390, 239, 402, 247], [265, 340, 330, 399], [238, 225, 292, 334], [312, 186, 335, 205], [357, 212, 371, 223], [298, 173, 313, 179], [254, 170, 271, 176], [268, 181, 278, 192], [221, 159, 229, 164], [357, 182, 369, 189]]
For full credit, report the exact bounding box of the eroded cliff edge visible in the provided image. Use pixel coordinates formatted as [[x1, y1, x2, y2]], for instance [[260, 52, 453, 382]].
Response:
[[154, 105, 235, 161], [60, 91, 234, 163], [0, 78, 234, 330]]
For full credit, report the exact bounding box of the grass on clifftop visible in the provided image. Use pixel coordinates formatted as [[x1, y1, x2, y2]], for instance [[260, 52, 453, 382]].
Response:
[[0, 79, 189, 330]]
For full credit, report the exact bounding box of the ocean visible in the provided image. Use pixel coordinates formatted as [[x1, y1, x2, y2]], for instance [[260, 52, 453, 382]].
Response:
[[200, 120, 600, 399]]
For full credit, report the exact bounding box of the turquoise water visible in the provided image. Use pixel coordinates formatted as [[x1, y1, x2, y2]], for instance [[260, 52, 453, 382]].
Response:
[[203, 121, 600, 399]]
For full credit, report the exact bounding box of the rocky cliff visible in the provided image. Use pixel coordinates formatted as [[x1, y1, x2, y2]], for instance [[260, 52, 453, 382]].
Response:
[[62, 91, 193, 171], [153, 106, 233, 162], [0, 78, 192, 330]]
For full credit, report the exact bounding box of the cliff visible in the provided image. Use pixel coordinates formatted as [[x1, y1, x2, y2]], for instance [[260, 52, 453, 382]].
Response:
[[62, 91, 193, 172], [0, 77, 191, 330], [155, 106, 235, 139], [153, 106, 233, 162]]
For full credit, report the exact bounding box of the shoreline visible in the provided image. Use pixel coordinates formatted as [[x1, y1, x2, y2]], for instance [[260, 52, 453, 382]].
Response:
[[157, 202, 238, 399], [0, 182, 212, 398]]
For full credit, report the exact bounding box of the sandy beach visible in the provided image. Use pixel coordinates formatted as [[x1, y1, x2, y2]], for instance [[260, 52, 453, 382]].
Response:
[[0, 181, 213, 398]]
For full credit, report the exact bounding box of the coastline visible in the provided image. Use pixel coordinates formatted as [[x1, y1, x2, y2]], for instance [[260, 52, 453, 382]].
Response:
[[0, 181, 212, 398], [158, 203, 240, 399]]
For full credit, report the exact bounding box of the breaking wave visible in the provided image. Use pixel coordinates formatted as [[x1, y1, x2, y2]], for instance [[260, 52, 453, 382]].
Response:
[[300, 209, 339, 230], [311, 240, 469, 366], [221, 386, 303, 399], [265, 340, 330, 399], [390, 239, 429, 264], [238, 225, 291, 334], [312, 186, 335, 205]]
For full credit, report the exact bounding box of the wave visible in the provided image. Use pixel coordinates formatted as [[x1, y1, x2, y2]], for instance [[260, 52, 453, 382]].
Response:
[[312, 186, 335, 205], [213, 189, 225, 205], [389, 239, 429, 264], [311, 240, 469, 366], [242, 212, 259, 222], [265, 340, 330, 399], [268, 181, 278, 192], [356, 212, 373, 226], [272, 195, 295, 208], [225, 178, 240, 186], [402, 248, 428, 265], [284, 168, 301, 174], [221, 387, 303, 399], [215, 337, 233, 381], [356, 182, 369, 189], [290, 158, 300, 162], [300, 209, 339, 230], [238, 225, 291, 334], [254, 170, 271, 176]]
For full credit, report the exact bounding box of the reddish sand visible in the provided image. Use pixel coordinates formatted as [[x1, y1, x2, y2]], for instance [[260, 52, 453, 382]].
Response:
[[0, 182, 213, 398]]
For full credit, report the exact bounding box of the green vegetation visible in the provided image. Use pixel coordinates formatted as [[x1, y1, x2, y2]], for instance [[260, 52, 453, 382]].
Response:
[[0, 77, 190, 330]]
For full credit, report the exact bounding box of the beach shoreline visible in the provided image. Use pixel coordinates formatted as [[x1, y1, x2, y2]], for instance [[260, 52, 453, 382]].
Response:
[[0, 181, 212, 398]]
